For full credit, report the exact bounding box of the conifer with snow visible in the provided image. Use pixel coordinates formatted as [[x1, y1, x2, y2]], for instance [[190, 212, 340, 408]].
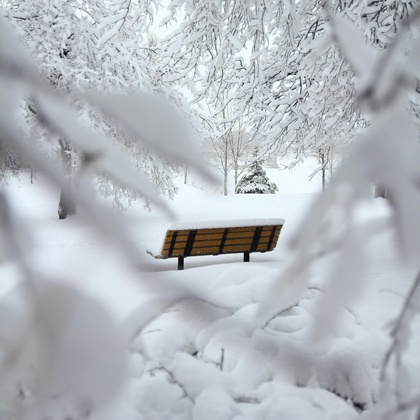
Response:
[[235, 152, 278, 194]]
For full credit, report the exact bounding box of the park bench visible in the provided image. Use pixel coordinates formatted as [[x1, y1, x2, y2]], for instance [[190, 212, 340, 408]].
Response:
[[147, 218, 285, 270]]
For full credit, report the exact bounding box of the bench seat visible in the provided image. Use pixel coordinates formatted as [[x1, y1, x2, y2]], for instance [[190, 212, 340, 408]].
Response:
[[148, 218, 285, 269]]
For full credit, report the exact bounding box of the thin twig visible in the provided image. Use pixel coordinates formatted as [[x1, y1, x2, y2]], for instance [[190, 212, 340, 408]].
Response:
[[149, 365, 193, 401], [381, 269, 420, 381]]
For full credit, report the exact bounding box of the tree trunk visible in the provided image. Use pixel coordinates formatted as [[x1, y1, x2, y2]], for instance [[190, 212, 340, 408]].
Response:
[[58, 139, 76, 219], [223, 170, 228, 196], [374, 184, 388, 198], [223, 141, 228, 196], [320, 151, 326, 192]]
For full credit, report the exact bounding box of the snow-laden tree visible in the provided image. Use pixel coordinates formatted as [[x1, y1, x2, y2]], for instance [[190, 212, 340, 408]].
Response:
[[0, 9, 217, 417], [254, 1, 368, 187], [2, 0, 193, 215], [229, 126, 253, 187], [154, 0, 418, 182], [0, 136, 20, 184], [235, 150, 278, 194], [156, 1, 294, 154], [203, 115, 253, 195]]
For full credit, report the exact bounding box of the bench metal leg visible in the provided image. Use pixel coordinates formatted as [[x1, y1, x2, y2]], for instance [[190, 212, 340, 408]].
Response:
[[244, 252, 250, 262], [178, 257, 184, 270]]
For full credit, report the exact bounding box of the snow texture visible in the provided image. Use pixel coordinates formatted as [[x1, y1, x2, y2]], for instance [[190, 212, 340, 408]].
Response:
[[168, 218, 285, 230], [1, 172, 419, 419]]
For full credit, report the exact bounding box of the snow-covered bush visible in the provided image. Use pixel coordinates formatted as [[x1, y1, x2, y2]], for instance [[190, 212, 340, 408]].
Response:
[[235, 154, 278, 194]]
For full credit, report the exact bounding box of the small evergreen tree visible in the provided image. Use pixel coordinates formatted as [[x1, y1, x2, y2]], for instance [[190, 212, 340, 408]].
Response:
[[235, 152, 278, 194]]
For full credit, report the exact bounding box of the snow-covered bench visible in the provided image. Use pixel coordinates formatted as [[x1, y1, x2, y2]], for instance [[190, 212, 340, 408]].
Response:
[[147, 218, 285, 270]]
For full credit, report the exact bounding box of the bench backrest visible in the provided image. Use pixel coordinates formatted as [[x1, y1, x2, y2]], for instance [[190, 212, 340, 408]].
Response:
[[159, 223, 283, 259]]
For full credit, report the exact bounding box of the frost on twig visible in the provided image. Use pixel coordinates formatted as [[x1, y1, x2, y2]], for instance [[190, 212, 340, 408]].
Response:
[[380, 270, 420, 400], [97, 0, 158, 47]]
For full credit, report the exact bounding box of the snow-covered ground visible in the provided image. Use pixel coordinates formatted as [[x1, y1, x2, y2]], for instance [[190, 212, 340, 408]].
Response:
[[1, 163, 419, 419]]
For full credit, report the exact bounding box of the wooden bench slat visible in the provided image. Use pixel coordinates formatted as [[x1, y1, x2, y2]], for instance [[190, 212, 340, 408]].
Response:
[[164, 233, 268, 245], [162, 226, 283, 252], [162, 235, 277, 250], [163, 226, 280, 245], [161, 244, 279, 256], [169, 229, 278, 245], [150, 221, 284, 268], [167, 226, 266, 236]]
